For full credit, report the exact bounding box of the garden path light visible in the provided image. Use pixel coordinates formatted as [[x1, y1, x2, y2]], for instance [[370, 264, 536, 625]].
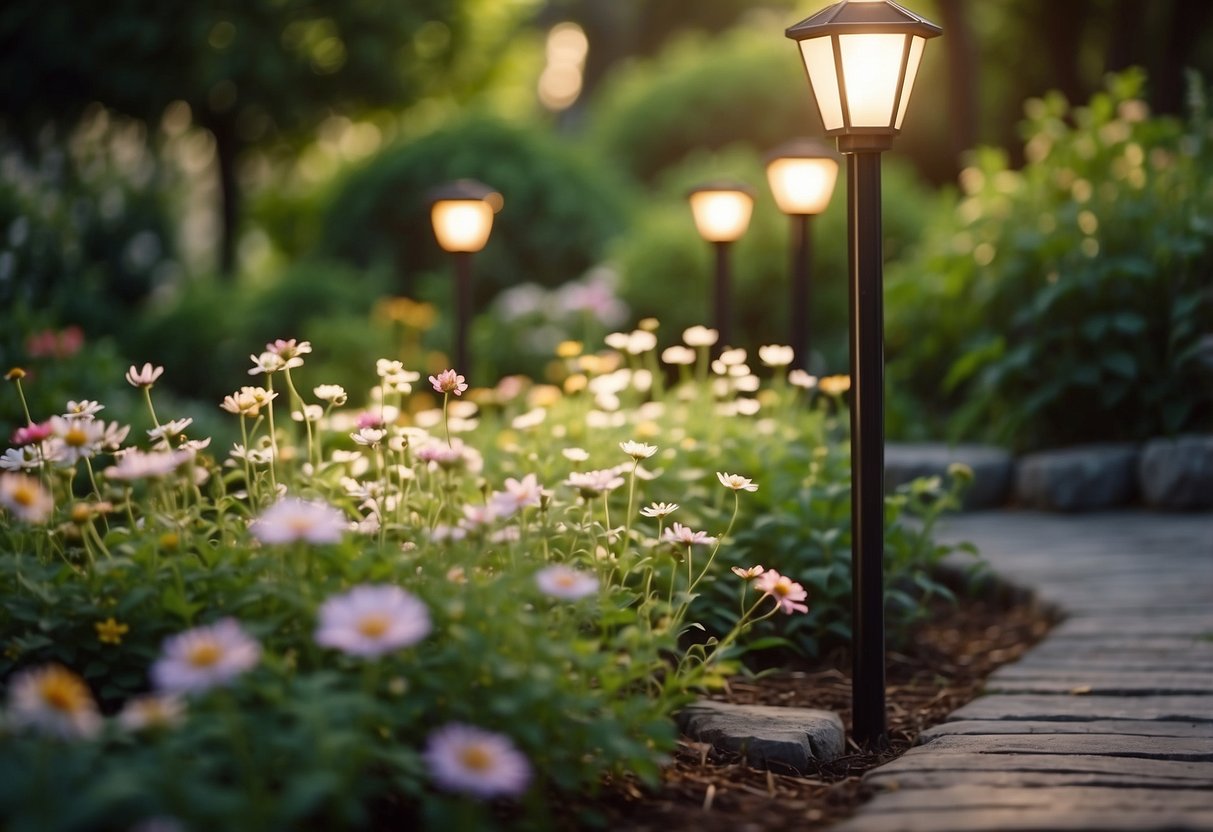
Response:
[[687, 182, 755, 352]]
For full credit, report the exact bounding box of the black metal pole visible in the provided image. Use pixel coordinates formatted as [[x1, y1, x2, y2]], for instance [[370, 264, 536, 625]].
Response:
[[714, 241, 733, 350], [847, 150, 887, 749], [789, 213, 814, 371], [453, 251, 473, 378]]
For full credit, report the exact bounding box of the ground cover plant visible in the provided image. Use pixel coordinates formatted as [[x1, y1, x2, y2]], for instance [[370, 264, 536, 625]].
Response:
[[0, 325, 967, 831]]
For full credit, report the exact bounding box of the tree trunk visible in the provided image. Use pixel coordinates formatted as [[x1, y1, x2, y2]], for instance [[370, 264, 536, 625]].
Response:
[[209, 116, 241, 277], [937, 0, 979, 171]]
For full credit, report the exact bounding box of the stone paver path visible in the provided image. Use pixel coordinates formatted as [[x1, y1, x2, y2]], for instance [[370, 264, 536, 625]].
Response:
[[835, 510, 1213, 832]]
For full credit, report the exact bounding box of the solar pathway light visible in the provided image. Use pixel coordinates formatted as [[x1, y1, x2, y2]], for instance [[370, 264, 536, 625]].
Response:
[[687, 182, 755, 350], [428, 180, 503, 378], [765, 138, 841, 371], [786, 0, 941, 749]]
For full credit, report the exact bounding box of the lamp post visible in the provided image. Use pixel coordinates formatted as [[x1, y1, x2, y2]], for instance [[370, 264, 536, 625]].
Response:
[[765, 139, 840, 371], [428, 180, 502, 377], [687, 182, 755, 349], [786, 0, 941, 749]]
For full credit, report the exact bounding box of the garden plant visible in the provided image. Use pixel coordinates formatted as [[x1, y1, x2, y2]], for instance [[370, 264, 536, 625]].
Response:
[[0, 324, 968, 830]]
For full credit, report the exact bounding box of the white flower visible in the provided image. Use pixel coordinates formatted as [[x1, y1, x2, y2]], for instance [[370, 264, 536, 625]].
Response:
[[489, 473, 543, 518], [265, 339, 311, 364], [788, 369, 819, 390], [376, 359, 405, 379], [716, 471, 758, 492], [462, 503, 498, 527], [535, 564, 599, 600], [63, 399, 104, 420], [736, 397, 761, 416], [619, 440, 658, 461], [384, 370, 420, 395], [625, 330, 657, 355], [230, 443, 273, 465], [639, 501, 679, 519], [251, 496, 347, 544], [313, 384, 348, 406], [719, 347, 747, 366], [221, 386, 277, 417], [561, 447, 589, 463], [511, 408, 547, 430], [424, 723, 532, 799], [125, 363, 164, 388], [99, 420, 131, 452], [758, 345, 795, 368], [292, 404, 324, 423], [663, 523, 716, 546], [118, 694, 186, 731], [147, 418, 194, 446], [47, 415, 105, 465], [0, 446, 42, 472], [661, 345, 696, 365], [315, 585, 431, 658], [565, 469, 624, 497], [151, 618, 261, 695], [682, 326, 719, 348], [429, 523, 467, 543], [106, 449, 190, 481], [604, 331, 630, 351], [0, 473, 53, 524], [731, 565, 765, 581], [248, 351, 286, 375], [7, 664, 101, 739], [351, 428, 387, 447]]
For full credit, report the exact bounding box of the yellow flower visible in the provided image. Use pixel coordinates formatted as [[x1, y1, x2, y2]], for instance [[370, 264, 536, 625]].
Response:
[[95, 617, 130, 645], [819, 375, 851, 396], [5, 367, 27, 381], [555, 340, 583, 359]]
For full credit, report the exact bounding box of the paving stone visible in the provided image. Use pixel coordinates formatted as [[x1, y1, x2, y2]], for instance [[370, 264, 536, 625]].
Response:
[[870, 750, 1213, 781], [834, 807, 1213, 832], [948, 694, 1213, 723], [913, 732, 1213, 761], [885, 442, 1014, 509], [1139, 435, 1213, 510], [1014, 443, 1139, 511], [1049, 614, 1213, 638], [865, 768, 1213, 791], [675, 700, 844, 773], [985, 669, 1213, 696], [920, 718, 1213, 740], [854, 784, 1213, 812]]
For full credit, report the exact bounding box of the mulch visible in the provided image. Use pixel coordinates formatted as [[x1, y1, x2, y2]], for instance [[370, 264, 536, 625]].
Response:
[[591, 581, 1060, 831]]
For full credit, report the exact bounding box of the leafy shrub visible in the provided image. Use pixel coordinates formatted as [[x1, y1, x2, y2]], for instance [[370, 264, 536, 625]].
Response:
[[887, 70, 1213, 450], [317, 114, 630, 303], [610, 146, 940, 372]]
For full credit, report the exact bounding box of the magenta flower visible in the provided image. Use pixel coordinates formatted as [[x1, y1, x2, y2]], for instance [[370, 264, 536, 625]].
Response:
[[11, 421, 53, 446], [429, 369, 468, 396]]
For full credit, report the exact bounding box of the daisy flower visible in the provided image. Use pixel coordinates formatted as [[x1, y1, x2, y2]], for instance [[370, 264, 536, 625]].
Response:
[[758, 345, 795, 368], [788, 369, 819, 390], [1, 446, 43, 472], [313, 384, 348, 406], [619, 440, 658, 460], [661, 345, 696, 365], [535, 564, 599, 600], [47, 415, 105, 465], [489, 473, 543, 518], [351, 427, 387, 447], [251, 496, 347, 544], [376, 359, 405, 379], [248, 351, 286, 376], [7, 664, 101, 739], [716, 472, 759, 492], [819, 374, 851, 395], [755, 569, 809, 615], [265, 339, 311, 366], [106, 449, 190, 481], [63, 399, 104, 420], [118, 694, 186, 732], [731, 565, 765, 581], [639, 502, 679, 519], [565, 469, 625, 497], [221, 386, 277, 417], [682, 325, 719, 348], [125, 363, 164, 388], [424, 723, 532, 799], [11, 421, 53, 446], [315, 585, 432, 658], [151, 618, 261, 695], [663, 523, 716, 547], [429, 369, 468, 396], [0, 473, 53, 523], [561, 447, 589, 463], [147, 417, 194, 446]]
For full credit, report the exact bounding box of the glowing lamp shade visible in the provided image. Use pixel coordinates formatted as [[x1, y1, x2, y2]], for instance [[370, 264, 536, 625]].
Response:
[[687, 184, 755, 243], [765, 139, 841, 215], [428, 180, 502, 253], [787, 0, 941, 151]]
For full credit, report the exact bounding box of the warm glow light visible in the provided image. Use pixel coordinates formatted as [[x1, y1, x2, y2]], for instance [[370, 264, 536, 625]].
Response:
[[539, 22, 588, 112], [894, 35, 926, 129], [767, 156, 840, 215], [688, 190, 754, 243], [431, 201, 495, 253], [800, 38, 844, 131], [839, 33, 905, 126]]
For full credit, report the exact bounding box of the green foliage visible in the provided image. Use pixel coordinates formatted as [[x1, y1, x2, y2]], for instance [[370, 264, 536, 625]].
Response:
[[610, 147, 940, 371], [318, 114, 631, 302], [887, 70, 1213, 450], [588, 26, 816, 184]]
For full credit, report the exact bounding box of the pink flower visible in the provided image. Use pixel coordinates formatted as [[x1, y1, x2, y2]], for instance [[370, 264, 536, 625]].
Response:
[[11, 421, 53, 446], [754, 569, 809, 615], [251, 496, 347, 545], [314, 585, 431, 658], [489, 473, 543, 518], [6, 663, 101, 739], [429, 369, 468, 396], [424, 723, 532, 799], [662, 523, 716, 547], [731, 565, 765, 581], [535, 564, 599, 600], [125, 363, 165, 388], [354, 412, 385, 430], [151, 618, 261, 695], [565, 469, 624, 497]]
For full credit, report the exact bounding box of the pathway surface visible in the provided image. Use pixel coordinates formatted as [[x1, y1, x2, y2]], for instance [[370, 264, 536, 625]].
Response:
[[835, 510, 1213, 832]]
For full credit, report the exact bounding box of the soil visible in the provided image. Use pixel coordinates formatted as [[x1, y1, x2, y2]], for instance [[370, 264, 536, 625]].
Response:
[[593, 578, 1060, 831]]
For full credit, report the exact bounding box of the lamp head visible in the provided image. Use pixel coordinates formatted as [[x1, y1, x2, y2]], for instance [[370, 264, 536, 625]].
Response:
[[428, 179, 503, 253], [765, 138, 841, 215], [686, 181, 756, 243]]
